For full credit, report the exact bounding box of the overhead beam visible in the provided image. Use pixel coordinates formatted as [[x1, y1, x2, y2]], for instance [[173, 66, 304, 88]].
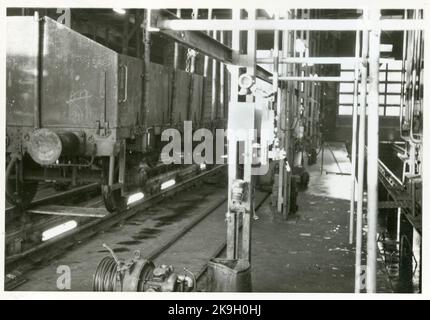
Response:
[[157, 18, 425, 31], [257, 57, 396, 65], [256, 65, 274, 84], [151, 9, 233, 63], [277, 76, 354, 82], [149, 10, 276, 83], [257, 57, 361, 65]]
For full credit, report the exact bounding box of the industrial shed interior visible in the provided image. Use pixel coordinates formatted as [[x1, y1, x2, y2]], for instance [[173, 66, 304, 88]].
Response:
[[4, 7, 424, 294]]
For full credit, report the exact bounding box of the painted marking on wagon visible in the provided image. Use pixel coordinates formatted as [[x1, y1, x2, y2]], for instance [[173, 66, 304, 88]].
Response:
[[66, 89, 92, 109], [66, 89, 92, 123]]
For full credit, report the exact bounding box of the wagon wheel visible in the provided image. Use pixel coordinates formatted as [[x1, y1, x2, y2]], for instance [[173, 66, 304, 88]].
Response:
[[6, 155, 39, 208], [101, 157, 126, 213]]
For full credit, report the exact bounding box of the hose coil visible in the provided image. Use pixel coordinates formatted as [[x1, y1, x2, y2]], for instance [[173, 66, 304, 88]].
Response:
[[92, 257, 118, 291]]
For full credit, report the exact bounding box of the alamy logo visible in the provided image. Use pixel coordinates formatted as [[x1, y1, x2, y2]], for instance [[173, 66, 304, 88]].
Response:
[[56, 265, 71, 290], [360, 265, 366, 290], [56, 9, 71, 28], [160, 121, 272, 175]]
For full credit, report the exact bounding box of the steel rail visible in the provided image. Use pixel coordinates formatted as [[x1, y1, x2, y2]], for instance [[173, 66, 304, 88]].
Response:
[[145, 195, 228, 262], [5, 183, 101, 217], [5, 165, 226, 271]]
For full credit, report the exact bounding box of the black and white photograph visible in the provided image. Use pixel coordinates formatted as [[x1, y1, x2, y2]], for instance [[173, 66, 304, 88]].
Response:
[[0, 0, 428, 300]]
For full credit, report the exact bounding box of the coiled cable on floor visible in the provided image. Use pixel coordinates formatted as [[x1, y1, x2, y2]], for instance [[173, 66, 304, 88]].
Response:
[[92, 256, 119, 291]]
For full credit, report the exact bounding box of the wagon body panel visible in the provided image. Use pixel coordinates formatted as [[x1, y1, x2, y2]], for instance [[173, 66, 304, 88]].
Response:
[[40, 17, 119, 130], [145, 63, 173, 128]]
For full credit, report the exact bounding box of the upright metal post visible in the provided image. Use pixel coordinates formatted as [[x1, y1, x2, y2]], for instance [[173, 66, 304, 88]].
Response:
[[241, 8, 257, 262], [203, 9, 212, 77], [281, 13, 291, 219], [226, 8, 240, 260], [173, 9, 181, 69], [349, 30, 361, 244], [211, 28, 218, 121], [190, 9, 198, 73], [354, 15, 369, 293], [366, 10, 381, 293], [135, 12, 142, 58], [142, 9, 151, 147], [273, 15, 283, 215], [219, 31, 225, 119], [35, 11, 41, 129]]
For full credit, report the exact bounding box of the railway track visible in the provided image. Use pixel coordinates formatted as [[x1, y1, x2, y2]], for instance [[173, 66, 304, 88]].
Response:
[[158, 191, 271, 289], [137, 189, 270, 290], [5, 165, 227, 290]]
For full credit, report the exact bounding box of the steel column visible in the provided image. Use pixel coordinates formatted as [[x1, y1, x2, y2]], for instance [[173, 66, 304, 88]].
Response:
[[173, 9, 181, 69], [189, 8, 198, 73], [365, 10, 381, 293], [219, 30, 225, 119], [203, 9, 212, 77], [354, 22, 369, 294], [349, 30, 361, 244], [241, 9, 257, 263], [35, 12, 42, 129], [226, 8, 240, 260], [281, 20, 292, 219], [211, 28, 218, 121], [273, 15, 283, 215], [142, 9, 151, 136]]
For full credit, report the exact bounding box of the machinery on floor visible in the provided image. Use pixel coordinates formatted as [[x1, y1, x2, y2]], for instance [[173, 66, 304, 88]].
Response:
[[93, 245, 195, 292], [4, 7, 424, 294]]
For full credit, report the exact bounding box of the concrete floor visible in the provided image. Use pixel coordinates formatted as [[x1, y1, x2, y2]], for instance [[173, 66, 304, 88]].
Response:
[[250, 141, 392, 292]]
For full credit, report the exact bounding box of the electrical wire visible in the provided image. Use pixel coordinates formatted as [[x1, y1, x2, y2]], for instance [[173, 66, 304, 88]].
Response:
[[92, 256, 118, 291]]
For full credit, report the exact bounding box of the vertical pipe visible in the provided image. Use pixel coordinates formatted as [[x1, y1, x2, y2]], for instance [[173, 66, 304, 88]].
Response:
[[211, 29, 218, 121], [401, 19, 409, 129], [190, 9, 198, 73], [226, 8, 240, 260], [242, 8, 257, 263], [281, 13, 290, 219], [173, 9, 181, 69], [398, 10, 408, 245], [219, 31, 225, 119], [273, 15, 283, 215], [354, 22, 369, 293], [142, 9, 151, 132], [203, 9, 212, 77], [349, 30, 361, 244], [409, 10, 422, 144], [404, 14, 413, 127], [366, 10, 381, 293], [35, 11, 42, 129], [136, 12, 142, 58]]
